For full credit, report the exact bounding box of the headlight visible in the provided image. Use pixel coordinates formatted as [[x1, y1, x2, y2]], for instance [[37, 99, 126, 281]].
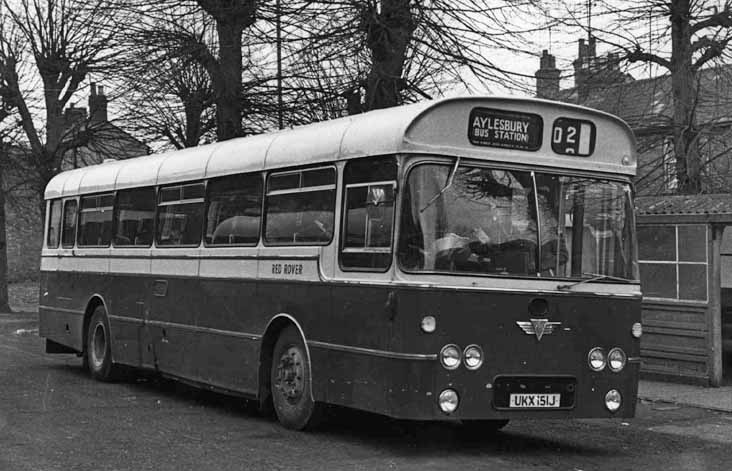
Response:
[[438, 389, 459, 413], [588, 347, 606, 371], [605, 389, 622, 412], [440, 344, 461, 370], [632, 323, 642, 338], [463, 345, 483, 370], [421, 316, 436, 333], [608, 348, 627, 372]]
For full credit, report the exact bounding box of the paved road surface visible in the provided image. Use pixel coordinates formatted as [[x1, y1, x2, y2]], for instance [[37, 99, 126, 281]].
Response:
[[2, 312, 731, 471]]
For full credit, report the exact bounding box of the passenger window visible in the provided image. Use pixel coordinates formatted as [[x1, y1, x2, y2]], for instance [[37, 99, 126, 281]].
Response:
[[78, 193, 114, 247], [264, 167, 335, 245], [46, 199, 62, 248], [114, 188, 155, 247], [205, 174, 262, 246], [156, 183, 205, 246], [61, 199, 78, 248], [340, 157, 397, 270]]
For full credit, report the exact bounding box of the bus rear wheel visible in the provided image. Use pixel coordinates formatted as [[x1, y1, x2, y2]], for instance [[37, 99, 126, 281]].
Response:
[[86, 306, 118, 381], [270, 326, 321, 430]]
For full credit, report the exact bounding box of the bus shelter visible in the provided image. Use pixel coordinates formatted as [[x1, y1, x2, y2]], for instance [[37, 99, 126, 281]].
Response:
[[635, 194, 732, 386]]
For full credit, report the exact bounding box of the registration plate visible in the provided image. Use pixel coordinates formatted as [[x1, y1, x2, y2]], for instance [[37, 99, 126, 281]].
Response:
[[509, 393, 561, 408]]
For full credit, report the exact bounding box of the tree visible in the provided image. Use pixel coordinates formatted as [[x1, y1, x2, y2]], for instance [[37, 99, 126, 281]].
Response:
[[0, 96, 13, 313], [196, 0, 256, 140], [119, 55, 216, 150], [0, 0, 126, 207], [264, 1, 541, 121], [0, 10, 28, 312], [549, 0, 732, 194], [121, 1, 257, 142]]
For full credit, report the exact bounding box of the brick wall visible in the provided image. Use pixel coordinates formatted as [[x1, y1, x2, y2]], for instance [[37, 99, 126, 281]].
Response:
[[4, 195, 42, 282]]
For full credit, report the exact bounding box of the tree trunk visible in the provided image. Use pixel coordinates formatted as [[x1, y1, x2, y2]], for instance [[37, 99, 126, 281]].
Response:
[[363, 0, 415, 112], [670, 0, 702, 194], [0, 159, 12, 313], [214, 20, 244, 141]]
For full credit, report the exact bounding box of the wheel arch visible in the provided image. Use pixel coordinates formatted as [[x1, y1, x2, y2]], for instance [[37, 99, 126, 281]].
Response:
[[258, 313, 313, 410]]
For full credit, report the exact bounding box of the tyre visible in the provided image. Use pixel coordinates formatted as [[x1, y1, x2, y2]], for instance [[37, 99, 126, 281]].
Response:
[[270, 325, 322, 430], [86, 305, 119, 381]]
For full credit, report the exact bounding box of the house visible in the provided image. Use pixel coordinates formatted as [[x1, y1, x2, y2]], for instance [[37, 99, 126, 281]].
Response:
[[535, 37, 732, 196], [2, 83, 149, 282], [535, 38, 732, 385]]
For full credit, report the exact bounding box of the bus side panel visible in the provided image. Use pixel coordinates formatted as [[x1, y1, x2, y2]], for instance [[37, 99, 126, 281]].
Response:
[[39, 270, 85, 353], [193, 279, 260, 395], [305, 285, 419, 413], [256, 279, 332, 402], [307, 346, 438, 418], [148, 276, 202, 380], [107, 273, 151, 368]]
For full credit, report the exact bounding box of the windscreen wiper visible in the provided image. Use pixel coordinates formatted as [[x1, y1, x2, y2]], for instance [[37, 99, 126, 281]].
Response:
[[419, 156, 461, 214], [557, 273, 631, 291]]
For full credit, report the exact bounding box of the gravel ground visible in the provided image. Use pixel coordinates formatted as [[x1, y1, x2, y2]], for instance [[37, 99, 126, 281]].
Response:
[[8, 281, 39, 313]]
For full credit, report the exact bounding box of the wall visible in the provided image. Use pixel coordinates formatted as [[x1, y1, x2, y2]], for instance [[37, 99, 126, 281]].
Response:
[[641, 301, 710, 384], [4, 194, 42, 282]]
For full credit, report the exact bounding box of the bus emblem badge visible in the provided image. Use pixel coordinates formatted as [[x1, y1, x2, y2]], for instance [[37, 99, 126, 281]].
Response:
[[516, 319, 561, 341]]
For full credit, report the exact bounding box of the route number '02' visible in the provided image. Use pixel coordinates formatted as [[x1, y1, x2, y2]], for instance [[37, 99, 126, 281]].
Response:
[[551, 118, 596, 157]]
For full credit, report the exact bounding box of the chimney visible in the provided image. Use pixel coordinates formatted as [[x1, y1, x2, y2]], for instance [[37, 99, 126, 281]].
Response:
[[63, 103, 87, 128], [573, 37, 597, 101], [89, 82, 108, 123], [535, 50, 560, 99]]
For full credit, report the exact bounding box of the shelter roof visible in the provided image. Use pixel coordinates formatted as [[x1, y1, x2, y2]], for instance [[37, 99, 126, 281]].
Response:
[[636, 193, 732, 224]]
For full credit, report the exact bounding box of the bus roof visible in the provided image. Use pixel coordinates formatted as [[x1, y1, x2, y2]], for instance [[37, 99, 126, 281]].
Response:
[[45, 96, 637, 199]]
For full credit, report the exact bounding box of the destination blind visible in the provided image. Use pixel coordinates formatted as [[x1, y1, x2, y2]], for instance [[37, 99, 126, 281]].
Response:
[[468, 108, 543, 151]]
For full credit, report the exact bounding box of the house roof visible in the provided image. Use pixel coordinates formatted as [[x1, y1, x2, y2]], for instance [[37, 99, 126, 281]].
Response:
[[561, 65, 732, 132], [636, 193, 732, 224]]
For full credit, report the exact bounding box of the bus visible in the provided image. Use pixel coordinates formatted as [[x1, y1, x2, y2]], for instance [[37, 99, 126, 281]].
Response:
[[39, 97, 641, 431]]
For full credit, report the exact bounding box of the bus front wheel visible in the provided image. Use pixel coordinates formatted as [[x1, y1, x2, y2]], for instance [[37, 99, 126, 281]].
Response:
[[86, 306, 118, 381], [270, 326, 321, 430]]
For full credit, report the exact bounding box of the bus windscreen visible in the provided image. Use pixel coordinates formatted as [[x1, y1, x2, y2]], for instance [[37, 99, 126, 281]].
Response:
[[399, 162, 637, 281]]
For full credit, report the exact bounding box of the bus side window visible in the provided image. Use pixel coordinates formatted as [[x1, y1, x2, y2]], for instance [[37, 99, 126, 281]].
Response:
[[114, 187, 155, 247], [340, 156, 398, 271], [156, 182, 205, 247], [205, 173, 262, 246], [61, 199, 78, 248], [78, 193, 114, 247], [46, 199, 63, 248], [264, 167, 336, 245]]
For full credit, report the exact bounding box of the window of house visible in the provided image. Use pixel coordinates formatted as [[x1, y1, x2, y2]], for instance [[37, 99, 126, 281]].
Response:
[[638, 224, 707, 301], [340, 157, 397, 270], [61, 199, 78, 248], [205, 173, 262, 246], [47, 199, 62, 248], [114, 187, 155, 247], [156, 182, 205, 247], [264, 167, 336, 245], [78, 193, 114, 247]]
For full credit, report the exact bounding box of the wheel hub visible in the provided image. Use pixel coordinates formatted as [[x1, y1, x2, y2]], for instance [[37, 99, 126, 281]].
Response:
[[275, 347, 305, 403]]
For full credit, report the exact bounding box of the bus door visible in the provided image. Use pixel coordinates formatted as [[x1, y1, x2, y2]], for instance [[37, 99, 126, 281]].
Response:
[[148, 182, 205, 378]]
